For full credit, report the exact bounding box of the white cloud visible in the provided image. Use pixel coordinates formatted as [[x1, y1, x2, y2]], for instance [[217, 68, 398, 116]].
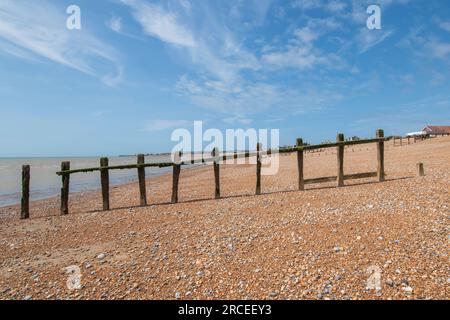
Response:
[[121, 0, 196, 48], [176, 75, 343, 116], [144, 119, 190, 131], [262, 46, 318, 69], [325, 0, 347, 13], [292, 0, 322, 10], [356, 28, 394, 53], [0, 0, 122, 86], [108, 16, 123, 34], [222, 117, 253, 125], [439, 21, 450, 32], [121, 0, 260, 82], [261, 19, 345, 70], [399, 28, 450, 62], [425, 39, 450, 60], [294, 27, 318, 43]]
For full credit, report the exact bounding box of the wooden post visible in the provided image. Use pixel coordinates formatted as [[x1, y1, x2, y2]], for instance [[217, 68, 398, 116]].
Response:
[[376, 129, 385, 182], [400, 137, 403, 146], [417, 163, 424, 177], [60, 161, 70, 215], [137, 154, 147, 206], [171, 151, 182, 204], [296, 138, 304, 191], [100, 157, 110, 211], [212, 148, 221, 199], [256, 143, 262, 195], [21, 165, 30, 219], [336, 133, 345, 187]]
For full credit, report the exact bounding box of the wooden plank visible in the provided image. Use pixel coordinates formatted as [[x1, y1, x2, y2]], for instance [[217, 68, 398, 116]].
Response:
[[376, 129, 385, 182], [60, 161, 70, 215], [336, 133, 345, 187], [171, 151, 182, 204], [137, 154, 147, 206], [56, 138, 390, 176], [256, 143, 262, 195], [296, 138, 304, 191], [100, 157, 110, 211], [212, 148, 220, 199], [21, 165, 30, 219], [305, 176, 336, 185], [345, 172, 377, 180], [304, 171, 378, 185]]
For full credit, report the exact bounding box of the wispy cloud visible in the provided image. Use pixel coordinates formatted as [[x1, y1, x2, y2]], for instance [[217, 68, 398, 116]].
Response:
[[0, 0, 122, 86], [120, 0, 260, 83], [439, 21, 450, 33], [143, 119, 191, 132], [121, 0, 196, 48], [356, 28, 394, 53], [399, 27, 450, 62], [107, 16, 123, 34], [262, 17, 344, 70], [175, 75, 343, 116]]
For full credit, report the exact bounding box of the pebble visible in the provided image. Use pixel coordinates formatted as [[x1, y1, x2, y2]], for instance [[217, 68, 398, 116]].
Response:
[[385, 279, 395, 287], [97, 253, 106, 260], [402, 286, 413, 293]]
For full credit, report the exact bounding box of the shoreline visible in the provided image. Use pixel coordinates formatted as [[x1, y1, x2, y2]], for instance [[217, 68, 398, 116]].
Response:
[[0, 162, 211, 220]]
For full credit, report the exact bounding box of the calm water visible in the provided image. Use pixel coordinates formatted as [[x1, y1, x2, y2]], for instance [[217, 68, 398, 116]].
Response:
[[0, 155, 188, 207]]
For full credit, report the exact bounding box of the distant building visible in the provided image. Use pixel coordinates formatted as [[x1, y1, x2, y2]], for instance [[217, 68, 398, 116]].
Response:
[[422, 125, 450, 136]]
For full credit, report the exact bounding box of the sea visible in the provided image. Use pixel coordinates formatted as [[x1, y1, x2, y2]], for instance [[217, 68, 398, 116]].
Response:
[[0, 155, 195, 207]]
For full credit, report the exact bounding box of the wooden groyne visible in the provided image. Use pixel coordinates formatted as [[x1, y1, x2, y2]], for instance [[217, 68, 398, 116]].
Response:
[[20, 129, 392, 218]]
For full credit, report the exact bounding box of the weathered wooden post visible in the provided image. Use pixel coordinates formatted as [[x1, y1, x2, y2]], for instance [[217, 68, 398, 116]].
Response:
[[296, 138, 304, 191], [256, 143, 262, 195], [376, 129, 385, 182], [336, 133, 345, 187], [100, 157, 110, 211], [212, 148, 221, 199], [171, 151, 182, 204], [60, 161, 70, 215], [417, 163, 425, 177], [137, 154, 147, 206], [21, 165, 30, 219]]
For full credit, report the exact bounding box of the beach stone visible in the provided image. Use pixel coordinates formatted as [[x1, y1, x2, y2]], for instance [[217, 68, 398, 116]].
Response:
[[402, 286, 413, 294], [97, 253, 106, 260], [385, 279, 395, 287]]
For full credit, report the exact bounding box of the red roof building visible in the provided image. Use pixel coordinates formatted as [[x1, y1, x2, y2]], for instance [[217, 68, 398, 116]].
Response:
[[422, 125, 450, 135]]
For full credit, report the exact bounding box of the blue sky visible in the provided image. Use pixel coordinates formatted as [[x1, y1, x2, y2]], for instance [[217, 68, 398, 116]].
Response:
[[0, 0, 449, 156]]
